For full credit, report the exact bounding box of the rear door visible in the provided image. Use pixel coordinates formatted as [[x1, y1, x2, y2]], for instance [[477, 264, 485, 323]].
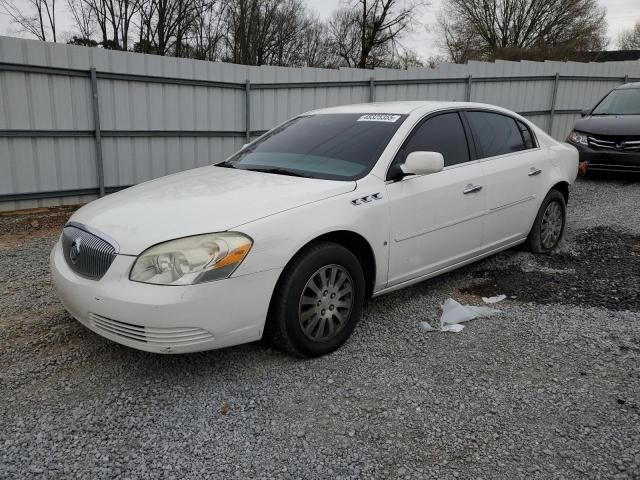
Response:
[[463, 111, 545, 250], [385, 111, 486, 286]]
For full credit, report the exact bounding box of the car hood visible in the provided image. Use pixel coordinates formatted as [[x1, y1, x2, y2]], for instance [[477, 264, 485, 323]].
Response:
[[573, 115, 640, 136], [70, 166, 356, 254]]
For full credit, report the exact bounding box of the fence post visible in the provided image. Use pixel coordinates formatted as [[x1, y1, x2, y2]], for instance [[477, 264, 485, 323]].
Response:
[[369, 77, 376, 102], [548, 72, 560, 136], [245, 80, 251, 143], [465, 75, 473, 102], [89, 67, 105, 197]]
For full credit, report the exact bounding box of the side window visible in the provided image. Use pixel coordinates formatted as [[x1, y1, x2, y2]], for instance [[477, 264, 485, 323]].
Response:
[[403, 112, 470, 167], [466, 111, 526, 158], [517, 120, 535, 149]]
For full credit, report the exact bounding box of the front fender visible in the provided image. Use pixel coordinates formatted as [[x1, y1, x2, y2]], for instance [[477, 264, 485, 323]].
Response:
[[232, 176, 390, 291]]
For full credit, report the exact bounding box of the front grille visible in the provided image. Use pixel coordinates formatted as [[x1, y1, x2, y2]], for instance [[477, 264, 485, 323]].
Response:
[[87, 313, 215, 348], [62, 224, 117, 280], [587, 134, 640, 152]]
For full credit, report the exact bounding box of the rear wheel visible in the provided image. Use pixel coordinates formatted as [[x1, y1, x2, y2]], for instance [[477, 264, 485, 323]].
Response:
[[265, 242, 365, 357], [525, 189, 566, 253]]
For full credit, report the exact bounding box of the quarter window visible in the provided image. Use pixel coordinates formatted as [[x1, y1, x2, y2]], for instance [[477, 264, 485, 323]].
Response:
[[402, 112, 470, 167], [465, 111, 527, 158], [517, 120, 535, 149]]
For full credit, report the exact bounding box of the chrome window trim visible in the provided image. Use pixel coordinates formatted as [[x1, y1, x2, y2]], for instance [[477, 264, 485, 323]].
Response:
[[473, 146, 542, 164]]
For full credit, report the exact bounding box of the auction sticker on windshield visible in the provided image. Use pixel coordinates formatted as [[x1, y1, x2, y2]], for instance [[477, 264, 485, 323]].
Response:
[[357, 114, 402, 122]]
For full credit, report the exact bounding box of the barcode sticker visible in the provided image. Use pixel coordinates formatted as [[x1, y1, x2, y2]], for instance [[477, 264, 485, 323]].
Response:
[[357, 114, 401, 123]]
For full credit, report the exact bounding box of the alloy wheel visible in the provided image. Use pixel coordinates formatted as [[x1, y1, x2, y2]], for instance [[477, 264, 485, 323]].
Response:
[[298, 264, 354, 341], [541, 200, 563, 249]]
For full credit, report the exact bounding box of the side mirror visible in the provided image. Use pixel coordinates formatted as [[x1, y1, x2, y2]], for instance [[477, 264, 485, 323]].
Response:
[[401, 151, 444, 176], [580, 109, 591, 117]]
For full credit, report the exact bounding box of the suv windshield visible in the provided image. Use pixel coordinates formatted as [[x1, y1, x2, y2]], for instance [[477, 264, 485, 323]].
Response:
[[219, 113, 407, 180], [592, 88, 640, 115]]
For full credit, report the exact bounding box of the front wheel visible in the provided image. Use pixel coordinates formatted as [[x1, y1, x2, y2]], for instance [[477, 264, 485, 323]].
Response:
[[265, 242, 366, 357], [525, 189, 567, 253]]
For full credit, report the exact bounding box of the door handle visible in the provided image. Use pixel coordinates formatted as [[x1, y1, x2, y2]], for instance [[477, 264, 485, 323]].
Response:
[[528, 168, 542, 176], [463, 184, 483, 194]]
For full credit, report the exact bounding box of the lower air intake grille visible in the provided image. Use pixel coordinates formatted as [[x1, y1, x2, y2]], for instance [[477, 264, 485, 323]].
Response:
[[88, 313, 215, 348]]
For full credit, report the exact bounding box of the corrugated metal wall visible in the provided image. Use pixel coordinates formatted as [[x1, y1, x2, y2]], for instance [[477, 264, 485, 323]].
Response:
[[1, 36, 639, 211]]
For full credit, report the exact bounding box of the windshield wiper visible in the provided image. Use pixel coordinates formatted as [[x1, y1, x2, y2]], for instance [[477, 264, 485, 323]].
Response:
[[243, 167, 311, 178]]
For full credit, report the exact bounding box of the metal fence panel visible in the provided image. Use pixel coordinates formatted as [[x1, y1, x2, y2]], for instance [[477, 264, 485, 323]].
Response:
[[1, 35, 639, 211]]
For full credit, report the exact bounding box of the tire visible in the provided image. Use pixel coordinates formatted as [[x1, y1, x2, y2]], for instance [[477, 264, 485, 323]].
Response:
[[265, 241, 366, 357], [525, 189, 567, 254]]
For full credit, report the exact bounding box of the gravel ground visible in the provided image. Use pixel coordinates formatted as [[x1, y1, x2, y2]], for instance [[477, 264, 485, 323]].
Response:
[[1, 178, 639, 479]]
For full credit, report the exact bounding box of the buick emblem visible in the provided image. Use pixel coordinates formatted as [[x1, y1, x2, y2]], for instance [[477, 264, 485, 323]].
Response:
[[69, 237, 82, 264], [615, 142, 624, 150]]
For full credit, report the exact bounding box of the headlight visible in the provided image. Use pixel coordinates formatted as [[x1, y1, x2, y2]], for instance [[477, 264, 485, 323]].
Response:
[[568, 131, 589, 146], [129, 232, 252, 285]]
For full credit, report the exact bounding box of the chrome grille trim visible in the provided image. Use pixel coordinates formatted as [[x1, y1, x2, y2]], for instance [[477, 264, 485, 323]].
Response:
[[587, 136, 640, 152], [87, 313, 215, 347], [62, 223, 118, 280]]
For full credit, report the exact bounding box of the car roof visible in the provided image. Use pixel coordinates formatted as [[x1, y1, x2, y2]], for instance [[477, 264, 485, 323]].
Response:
[[616, 82, 640, 90], [308, 101, 516, 116]]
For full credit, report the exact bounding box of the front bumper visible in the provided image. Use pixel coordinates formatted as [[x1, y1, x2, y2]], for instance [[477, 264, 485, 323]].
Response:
[[50, 241, 282, 353], [569, 141, 640, 174]]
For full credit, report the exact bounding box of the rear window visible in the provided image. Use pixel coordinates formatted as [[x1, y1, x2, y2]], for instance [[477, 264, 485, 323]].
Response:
[[220, 113, 407, 180], [466, 111, 526, 158]]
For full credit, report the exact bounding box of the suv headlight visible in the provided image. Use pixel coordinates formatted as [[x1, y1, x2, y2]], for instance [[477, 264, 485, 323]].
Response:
[[568, 131, 589, 146], [130, 232, 252, 285]]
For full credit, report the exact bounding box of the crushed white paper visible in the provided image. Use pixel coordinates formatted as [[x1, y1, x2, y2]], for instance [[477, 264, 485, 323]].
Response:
[[440, 298, 501, 327], [482, 294, 507, 304], [417, 298, 501, 334], [441, 323, 465, 333], [418, 321, 435, 333]]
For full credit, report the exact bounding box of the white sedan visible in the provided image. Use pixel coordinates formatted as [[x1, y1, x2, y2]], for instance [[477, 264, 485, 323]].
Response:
[[51, 101, 578, 357]]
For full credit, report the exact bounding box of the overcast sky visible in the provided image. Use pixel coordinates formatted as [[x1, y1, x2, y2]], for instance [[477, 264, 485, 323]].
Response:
[[0, 0, 638, 58]]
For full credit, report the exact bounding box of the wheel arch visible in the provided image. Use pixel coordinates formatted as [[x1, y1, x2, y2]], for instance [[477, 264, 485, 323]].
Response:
[[551, 180, 569, 204], [273, 230, 378, 301]]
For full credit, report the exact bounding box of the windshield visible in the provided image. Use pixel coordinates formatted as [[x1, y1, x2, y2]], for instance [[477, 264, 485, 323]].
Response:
[[219, 113, 407, 180], [591, 88, 640, 115]]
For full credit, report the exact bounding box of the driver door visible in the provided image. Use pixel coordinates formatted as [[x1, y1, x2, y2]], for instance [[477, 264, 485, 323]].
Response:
[[385, 112, 486, 287]]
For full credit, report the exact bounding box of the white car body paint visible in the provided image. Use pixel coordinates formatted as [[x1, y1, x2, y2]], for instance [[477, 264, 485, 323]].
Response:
[[70, 165, 356, 254], [50, 101, 578, 353]]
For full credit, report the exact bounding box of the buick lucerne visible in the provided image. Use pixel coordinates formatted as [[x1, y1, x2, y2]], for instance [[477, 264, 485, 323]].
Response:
[[51, 102, 579, 357]]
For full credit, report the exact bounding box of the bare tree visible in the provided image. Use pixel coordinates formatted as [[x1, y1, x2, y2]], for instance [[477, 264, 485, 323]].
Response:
[[78, 0, 141, 49], [328, 0, 420, 68], [356, 0, 420, 68], [328, 8, 362, 67], [134, 0, 205, 57], [117, 0, 141, 49], [384, 47, 426, 68], [186, 0, 226, 60], [0, 0, 58, 41], [618, 22, 640, 50], [439, 0, 608, 62], [266, 0, 316, 66], [67, 0, 95, 40], [439, 11, 485, 63], [298, 15, 339, 68], [1, 0, 432, 71], [222, 0, 311, 65]]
